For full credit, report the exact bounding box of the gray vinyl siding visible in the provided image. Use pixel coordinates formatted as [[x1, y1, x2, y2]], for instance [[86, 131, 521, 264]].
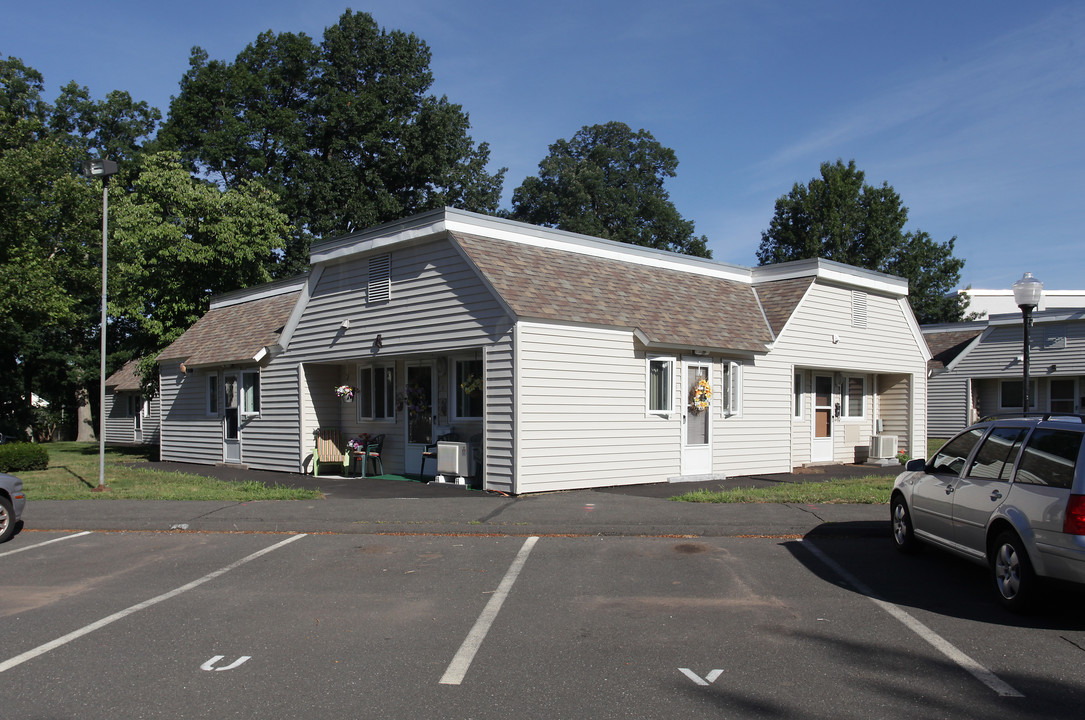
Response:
[[483, 334, 515, 493], [927, 375, 971, 438], [276, 235, 514, 475], [952, 322, 1085, 377], [235, 363, 301, 472], [159, 361, 223, 464], [516, 322, 677, 492], [104, 392, 160, 445]]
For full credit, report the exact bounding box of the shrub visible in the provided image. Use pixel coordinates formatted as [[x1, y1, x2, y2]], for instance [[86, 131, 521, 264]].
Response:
[[0, 442, 50, 472]]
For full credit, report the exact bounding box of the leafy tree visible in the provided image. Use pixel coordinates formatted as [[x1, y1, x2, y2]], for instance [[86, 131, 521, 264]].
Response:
[[159, 9, 505, 274], [510, 121, 710, 257], [757, 159, 967, 324], [110, 152, 290, 354]]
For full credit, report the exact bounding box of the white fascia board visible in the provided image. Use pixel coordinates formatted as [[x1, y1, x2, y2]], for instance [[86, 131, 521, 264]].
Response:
[[752, 257, 908, 296], [209, 276, 308, 310], [310, 207, 754, 283], [276, 265, 324, 352], [987, 309, 1085, 326], [898, 297, 932, 362], [943, 330, 987, 373]]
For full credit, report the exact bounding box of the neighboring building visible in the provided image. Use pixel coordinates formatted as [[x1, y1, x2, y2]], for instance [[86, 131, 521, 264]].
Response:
[[104, 358, 160, 445], [925, 309, 1085, 439], [958, 288, 1085, 319], [156, 208, 930, 494]]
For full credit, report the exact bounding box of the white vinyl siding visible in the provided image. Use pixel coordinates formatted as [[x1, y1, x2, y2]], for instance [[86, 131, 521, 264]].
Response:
[[516, 322, 677, 493]]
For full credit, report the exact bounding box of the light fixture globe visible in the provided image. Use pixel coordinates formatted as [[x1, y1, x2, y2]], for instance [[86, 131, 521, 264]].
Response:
[[1012, 272, 1043, 310]]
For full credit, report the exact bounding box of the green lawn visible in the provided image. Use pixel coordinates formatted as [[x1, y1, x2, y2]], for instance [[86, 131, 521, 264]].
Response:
[[671, 438, 949, 505], [18, 442, 321, 501]]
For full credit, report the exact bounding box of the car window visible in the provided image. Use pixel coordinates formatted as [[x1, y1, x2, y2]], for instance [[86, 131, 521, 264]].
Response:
[[929, 428, 985, 476], [967, 427, 1028, 481], [1014, 429, 1084, 489]]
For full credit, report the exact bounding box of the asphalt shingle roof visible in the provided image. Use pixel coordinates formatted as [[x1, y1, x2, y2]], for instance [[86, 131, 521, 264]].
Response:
[[104, 358, 142, 392], [452, 232, 774, 353], [753, 277, 814, 337], [923, 328, 983, 371], [157, 291, 301, 366]]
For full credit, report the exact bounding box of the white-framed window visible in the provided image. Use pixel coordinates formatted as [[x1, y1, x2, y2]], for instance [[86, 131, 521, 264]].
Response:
[[647, 356, 675, 414], [206, 374, 219, 416], [999, 379, 1037, 411], [241, 370, 260, 416], [794, 371, 804, 419], [842, 376, 865, 418], [721, 361, 742, 417], [359, 364, 396, 420], [453, 358, 484, 420]]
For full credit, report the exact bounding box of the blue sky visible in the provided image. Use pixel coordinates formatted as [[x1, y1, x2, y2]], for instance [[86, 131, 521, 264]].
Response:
[[3, 1, 1082, 291]]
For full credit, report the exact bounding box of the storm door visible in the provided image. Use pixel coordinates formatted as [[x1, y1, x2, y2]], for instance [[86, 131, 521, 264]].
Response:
[[405, 362, 436, 474], [812, 375, 834, 462], [682, 359, 713, 475]]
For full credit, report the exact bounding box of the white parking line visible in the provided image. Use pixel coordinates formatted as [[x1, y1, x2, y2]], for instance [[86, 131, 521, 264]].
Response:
[[801, 540, 1023, 698], [0, 531, 93, 558], [439, 535, 539, 685], [0, 533, 307, 674]]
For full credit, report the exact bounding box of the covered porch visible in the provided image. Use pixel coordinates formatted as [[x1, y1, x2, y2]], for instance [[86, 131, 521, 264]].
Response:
[[301, 351, 486, 486]]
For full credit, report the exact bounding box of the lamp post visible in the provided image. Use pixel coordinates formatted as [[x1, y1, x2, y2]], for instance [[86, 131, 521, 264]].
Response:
[[82, 159, 118, 491], [1012, 272, 1043, 416]]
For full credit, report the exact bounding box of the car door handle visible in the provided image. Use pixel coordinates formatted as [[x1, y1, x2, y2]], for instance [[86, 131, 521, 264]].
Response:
[[945, 486, 955, 495], [990, 490, 1003, 501]]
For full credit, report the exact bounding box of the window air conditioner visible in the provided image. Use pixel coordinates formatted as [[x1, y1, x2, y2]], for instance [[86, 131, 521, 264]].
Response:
[[435, 442, 468, 485], [870, 435, 898, 459]]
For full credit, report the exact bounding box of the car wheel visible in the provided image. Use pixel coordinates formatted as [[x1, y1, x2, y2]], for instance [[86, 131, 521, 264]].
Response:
[[0, 495, 14, 544], [891, 494, 918, 553], [990, 531, 1036, 612]]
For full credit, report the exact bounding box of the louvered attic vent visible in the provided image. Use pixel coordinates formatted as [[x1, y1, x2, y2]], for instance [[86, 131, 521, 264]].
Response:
[[851, 291, 868, 328], [367, 254, 391, 304]]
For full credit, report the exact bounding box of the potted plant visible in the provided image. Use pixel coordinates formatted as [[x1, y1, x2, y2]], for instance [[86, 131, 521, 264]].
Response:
[[335, 385, 356, 402]]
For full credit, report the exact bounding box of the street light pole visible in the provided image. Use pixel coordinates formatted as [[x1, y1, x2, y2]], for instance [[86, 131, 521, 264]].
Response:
[[1012, 272, 1043, 416], [82, 159, 118, 491]]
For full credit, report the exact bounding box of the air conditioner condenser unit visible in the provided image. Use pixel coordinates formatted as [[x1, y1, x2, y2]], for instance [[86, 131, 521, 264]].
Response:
[[435, 442, 468, 485], [870, 435, 898, 459]]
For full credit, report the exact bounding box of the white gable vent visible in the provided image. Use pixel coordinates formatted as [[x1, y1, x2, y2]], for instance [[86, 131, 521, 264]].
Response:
[[367, 254, 391, 304], [851, 291, 868, 328]]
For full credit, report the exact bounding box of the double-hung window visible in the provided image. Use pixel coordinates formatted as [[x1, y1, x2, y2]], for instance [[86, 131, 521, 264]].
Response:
[[241, 370, 260, 416], [647, 356, 674, 414], [999, 379, 1037, 411], [721, 361, 742, 416], [359, 364, 396, 420], [453, 359, 484, 420], [206, 374, 219, 416], [842, 376, 865, 418]]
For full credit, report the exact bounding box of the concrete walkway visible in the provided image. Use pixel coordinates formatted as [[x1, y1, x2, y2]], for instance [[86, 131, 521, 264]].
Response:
[[22, 462, 901, 540]]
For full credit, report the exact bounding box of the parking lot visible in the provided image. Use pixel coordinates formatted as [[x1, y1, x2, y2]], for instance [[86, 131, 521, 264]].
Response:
[[3, 527, 1085, 719]]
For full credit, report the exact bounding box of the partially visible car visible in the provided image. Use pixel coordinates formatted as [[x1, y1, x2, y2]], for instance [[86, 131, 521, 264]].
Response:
[[0, 471, 26, 543], [891, 414, 1085, 611]]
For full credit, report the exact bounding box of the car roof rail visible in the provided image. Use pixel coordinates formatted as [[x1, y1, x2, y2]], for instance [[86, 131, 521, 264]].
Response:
[[978, 412, 1085, 424]]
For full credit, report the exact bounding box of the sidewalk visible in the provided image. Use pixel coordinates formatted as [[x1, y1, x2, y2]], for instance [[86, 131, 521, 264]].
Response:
[[23, 462, 899, 539]]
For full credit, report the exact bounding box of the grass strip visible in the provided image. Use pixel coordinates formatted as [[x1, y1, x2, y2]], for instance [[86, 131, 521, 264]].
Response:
[[671, 475, 895, 504], [18, 442, 321, 501]]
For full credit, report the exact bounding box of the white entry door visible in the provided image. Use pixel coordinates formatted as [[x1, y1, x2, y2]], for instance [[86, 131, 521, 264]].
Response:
[[404, 361, 436, 475], [812, 374, 834, 462], [682, 359, 713, 476], [223, 372, 242, 464]]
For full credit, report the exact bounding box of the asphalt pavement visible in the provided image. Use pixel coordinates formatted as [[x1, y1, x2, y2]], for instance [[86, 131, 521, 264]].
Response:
[[21, 461, 901, 540]]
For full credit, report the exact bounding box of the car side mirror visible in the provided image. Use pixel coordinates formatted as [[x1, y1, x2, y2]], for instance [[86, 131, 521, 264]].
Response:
[[905, 458, 927, 472]]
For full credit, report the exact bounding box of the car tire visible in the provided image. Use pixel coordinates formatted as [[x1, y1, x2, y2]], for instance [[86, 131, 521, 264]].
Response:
[[0, 495, 15, 544], [990, 531, 1036, 612], [891, 494, 918, 554]]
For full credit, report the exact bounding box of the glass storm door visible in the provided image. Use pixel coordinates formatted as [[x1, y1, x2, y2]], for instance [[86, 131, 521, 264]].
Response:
[[812, 375, 834, 462], [682, 360, 713, 476], [223, 373, 242, 463], [405, 362, 436, 474]]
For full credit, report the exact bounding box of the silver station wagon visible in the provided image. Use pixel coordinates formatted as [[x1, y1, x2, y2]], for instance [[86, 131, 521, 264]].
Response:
[[891, 415, 1085, 611]]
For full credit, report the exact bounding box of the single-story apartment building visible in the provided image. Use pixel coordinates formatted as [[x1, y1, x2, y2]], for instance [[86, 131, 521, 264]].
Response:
[[925, 309, 1085, 439], [104, 358, 160, 446], [156, 208, 929, 494]]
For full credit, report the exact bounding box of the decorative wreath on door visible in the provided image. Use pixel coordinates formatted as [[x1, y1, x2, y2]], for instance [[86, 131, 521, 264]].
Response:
[[689, 379, 712, 413]]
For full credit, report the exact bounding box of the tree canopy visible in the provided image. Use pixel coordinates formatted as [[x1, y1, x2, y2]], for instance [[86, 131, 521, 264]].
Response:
[[159, 9, 505, 274], [510, 121, 710, 257], [757, 159, 967, 324]]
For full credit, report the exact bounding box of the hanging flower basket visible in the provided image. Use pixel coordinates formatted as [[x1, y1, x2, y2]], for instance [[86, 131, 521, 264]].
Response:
[[689, 379, 712, 413], [460, 374, 483, 395], [335, 385, 356, 402]]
